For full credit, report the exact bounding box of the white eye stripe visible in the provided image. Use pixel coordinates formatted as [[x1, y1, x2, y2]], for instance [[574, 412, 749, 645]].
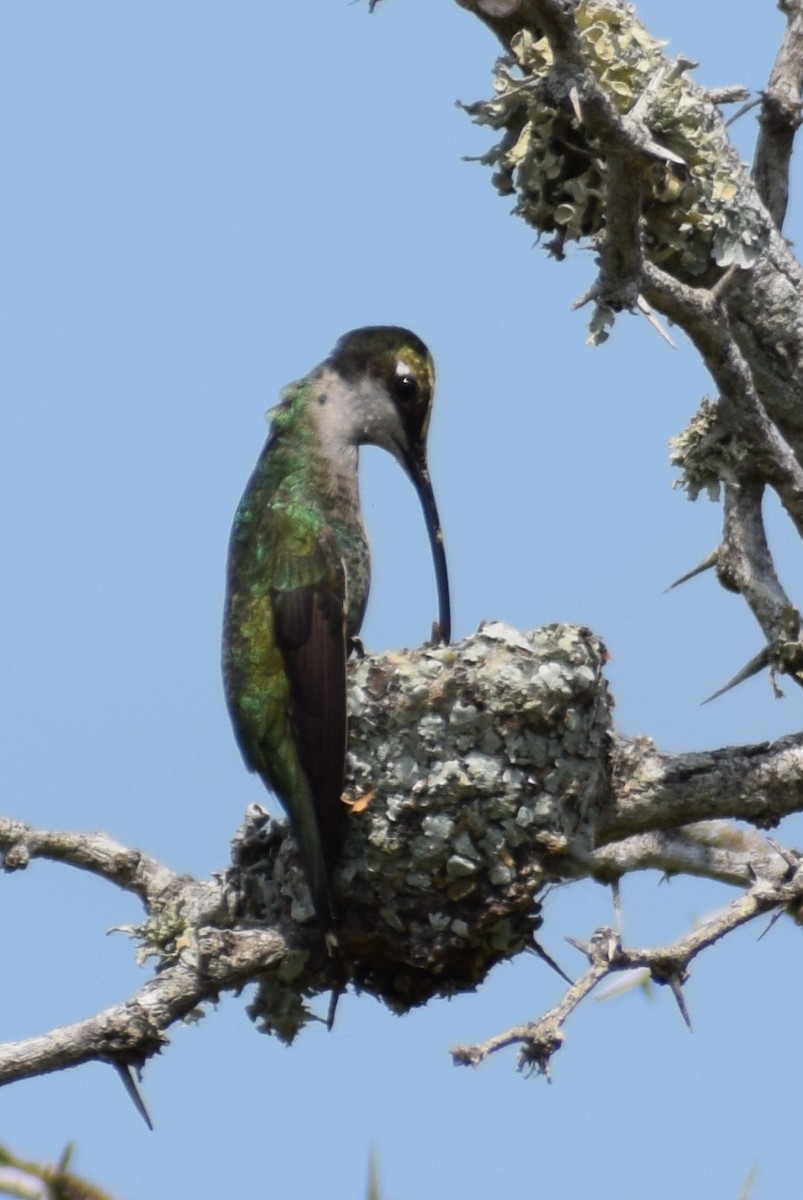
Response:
[[395, 359, 413, 377]]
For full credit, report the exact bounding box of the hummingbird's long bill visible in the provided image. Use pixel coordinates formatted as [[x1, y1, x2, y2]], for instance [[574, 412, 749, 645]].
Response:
[[406, 455, 451, 645]]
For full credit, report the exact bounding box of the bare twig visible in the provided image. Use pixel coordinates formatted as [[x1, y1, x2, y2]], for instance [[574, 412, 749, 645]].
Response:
[[451, 873, 795, 1072], [579, 821, 794, 890], [641, 261, 803, 528], [707, 84, 751, 108], [0, 819, 177, 906], [452, 934, 613, 1074]]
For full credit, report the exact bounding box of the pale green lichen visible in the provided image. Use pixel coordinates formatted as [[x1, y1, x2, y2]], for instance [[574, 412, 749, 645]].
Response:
[[464, 0, 767, 277], [669, 397, 751, 500]]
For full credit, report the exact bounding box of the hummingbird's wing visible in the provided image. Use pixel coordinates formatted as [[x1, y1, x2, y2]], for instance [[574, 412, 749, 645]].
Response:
[[224, 483, 348, 931], [271, 528, 348, 883]]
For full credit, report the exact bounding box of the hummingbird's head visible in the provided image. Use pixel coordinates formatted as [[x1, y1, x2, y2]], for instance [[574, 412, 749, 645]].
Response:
[[327, 326, 436, 458], [326, 326, 450, 643]]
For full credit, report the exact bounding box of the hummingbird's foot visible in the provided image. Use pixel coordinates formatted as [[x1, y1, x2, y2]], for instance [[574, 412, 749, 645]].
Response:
[[429, 620, 449, 646]]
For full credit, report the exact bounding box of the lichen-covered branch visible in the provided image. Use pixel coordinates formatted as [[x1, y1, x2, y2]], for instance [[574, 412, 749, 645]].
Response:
[[0, 919, 286, 1088], [601, 731, 803, 842], [4, 626, 803, 1084], [455, 0, 803, 692], [0, 819, 286, 1087]]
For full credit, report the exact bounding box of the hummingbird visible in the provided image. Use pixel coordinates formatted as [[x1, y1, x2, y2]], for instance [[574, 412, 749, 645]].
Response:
[[223, 327, 451, 940]]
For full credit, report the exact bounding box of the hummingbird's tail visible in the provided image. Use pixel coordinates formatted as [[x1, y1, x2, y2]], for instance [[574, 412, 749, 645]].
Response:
[[285, 769, 340, 947]]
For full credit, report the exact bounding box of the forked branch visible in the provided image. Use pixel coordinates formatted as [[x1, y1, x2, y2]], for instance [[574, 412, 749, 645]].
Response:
[[452, 866, 801, 1073]]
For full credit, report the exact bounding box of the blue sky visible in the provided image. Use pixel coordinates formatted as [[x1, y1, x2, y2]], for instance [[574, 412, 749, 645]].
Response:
[[2, 2, 802, 1197]]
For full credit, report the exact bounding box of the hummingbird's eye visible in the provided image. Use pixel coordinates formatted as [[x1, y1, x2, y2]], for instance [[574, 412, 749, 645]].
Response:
[[391, 369, 419, 406]]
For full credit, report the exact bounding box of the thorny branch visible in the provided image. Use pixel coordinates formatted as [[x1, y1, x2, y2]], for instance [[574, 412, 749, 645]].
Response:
[[5, 624, 803, 1086], [7, 0, 803, 1098], [578, 821, 795, 890], [457, 0, 803, 696], [0, 817, 287, 1089], [451, 865, 802, 1073]]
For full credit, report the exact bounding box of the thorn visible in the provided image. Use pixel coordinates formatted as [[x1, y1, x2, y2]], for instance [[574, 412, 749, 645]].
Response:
[[636, 294, 676, 347], [710, 263, 740, 300], [725, 94, 762, 127], [701, 648, 771, 705], [666, 976, 693, 1030], [735, 1162, 760, 1200], [664, 549, 719, 592], [629, 67, 666, 119], [367, 1145, 381, 1200], [326, 985, 343, 1030], [610, 879, 622, 935], [640, 136, 687, 166], [527, 935, 574, 986], [568, 84, 582, 122], [113, 1063, 154, 1131], [757, 909, 784, 941], [572, 283, 596, 311], [55, 1142, 75, 1174]]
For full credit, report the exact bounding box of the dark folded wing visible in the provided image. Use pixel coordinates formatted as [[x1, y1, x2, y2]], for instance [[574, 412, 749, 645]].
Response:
[[272, 539, 347, 875]]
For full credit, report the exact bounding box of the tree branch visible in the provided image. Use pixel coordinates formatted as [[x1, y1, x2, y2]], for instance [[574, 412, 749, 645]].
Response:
[[579, 821, 794, 889], [0, 924, 286, 1088], [451, 866, 801, 1073], [753, 0, 803, 228], [601, 732, 803, 843], [5, 627, 803, 1084], [0, 821, 178, 906], [457, 0, 803, 691]]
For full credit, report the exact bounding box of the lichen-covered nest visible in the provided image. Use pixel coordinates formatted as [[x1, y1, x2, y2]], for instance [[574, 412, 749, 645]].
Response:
[[232, 622, 613, 1039]]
